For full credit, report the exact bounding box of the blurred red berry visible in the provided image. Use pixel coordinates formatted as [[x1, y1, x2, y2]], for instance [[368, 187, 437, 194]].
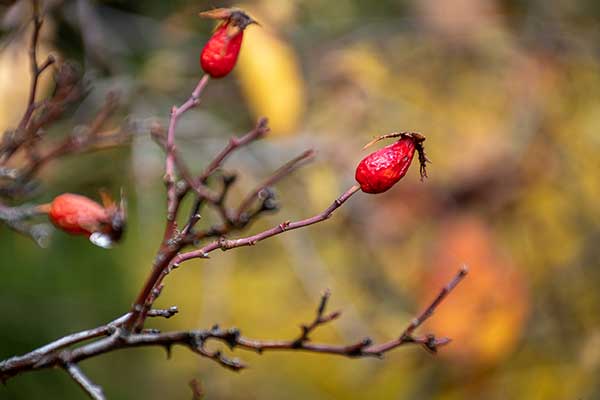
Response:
[[44, 192, 126, 248], [199, 8, 257, 78], [355, 132, 428, 194]]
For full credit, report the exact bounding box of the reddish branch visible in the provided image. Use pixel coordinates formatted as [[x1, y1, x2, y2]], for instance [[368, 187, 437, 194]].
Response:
[[172, 184, 361, 265]]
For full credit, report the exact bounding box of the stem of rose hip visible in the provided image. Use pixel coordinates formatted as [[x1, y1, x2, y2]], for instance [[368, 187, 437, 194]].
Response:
[[165, 74, 210, 235]]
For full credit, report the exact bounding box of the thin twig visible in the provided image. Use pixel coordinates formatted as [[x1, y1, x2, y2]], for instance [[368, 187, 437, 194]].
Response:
[[165, 74, 210, 227], [183, 117, 271, 231], [64, 363, 105, 400], [173, 184, 361, 265], [1, 0, 55, 164]]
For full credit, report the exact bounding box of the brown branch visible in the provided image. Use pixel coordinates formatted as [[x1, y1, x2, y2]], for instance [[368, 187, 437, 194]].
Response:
[[17, 0, 55, 132], [165, 74, 210, 228], [124, 118, 271, 333], [293, 289, 341, 346], [184, 149, 314, 245], [173, 184, 361, 265], [182, 117, 271, 233], [0, 0, 55, 164], [17, 93, 124, 181], [0, 270, 466, 387]]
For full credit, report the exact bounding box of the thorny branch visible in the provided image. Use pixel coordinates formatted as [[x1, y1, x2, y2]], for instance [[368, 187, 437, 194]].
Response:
[[0, 269, 467, 381]]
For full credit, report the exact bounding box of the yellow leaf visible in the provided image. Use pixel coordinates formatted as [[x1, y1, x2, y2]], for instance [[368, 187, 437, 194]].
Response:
[[235, 9, 305, 136]]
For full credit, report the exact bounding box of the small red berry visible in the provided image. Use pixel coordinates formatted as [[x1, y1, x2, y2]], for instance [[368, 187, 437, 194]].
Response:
[[44, 192, 126, 247], [355, 132, 428, 194], [199, 8, 257, 78]]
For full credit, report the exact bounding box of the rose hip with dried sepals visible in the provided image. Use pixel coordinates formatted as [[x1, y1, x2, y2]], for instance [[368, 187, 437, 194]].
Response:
[[40, 192, 126, 248], [355, 132, 429, 194], [199, 8, 258, 78]]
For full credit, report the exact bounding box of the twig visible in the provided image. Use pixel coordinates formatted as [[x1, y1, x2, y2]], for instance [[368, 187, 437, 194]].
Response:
[[173, 184, 361, 265], [64, 363, 105, 400], [183, 117, 271, 231], [1, 0, 55, 164], [184, 149, 315, 245], [165, 74, 210, 227], [17, 0, 55, 133], [293, 289, 341, 346], [0, 202, 50, 245]]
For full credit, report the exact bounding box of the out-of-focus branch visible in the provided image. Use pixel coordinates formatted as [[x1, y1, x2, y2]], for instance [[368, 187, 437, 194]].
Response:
[[0, 201, 50, 245], [189, 379, 205, 400], [198, 118, 270, 184], [235, 149, 315, 219], [0, 0, 55, 164], [17, 0, 55, 132], [17, 93, 125, 182]]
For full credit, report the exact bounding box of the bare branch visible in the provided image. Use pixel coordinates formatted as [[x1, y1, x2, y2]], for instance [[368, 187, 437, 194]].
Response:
[[293, 289, 341, 346], [0, 202, 51, 246], [173, 184, 361, 265], [182, 118, 271, 232], [64, 363, 105, 400], [165, 74, 210, 227], [0, 0, 55, 164], [0, 270, 466, 384], [185, 149, 315, 245]]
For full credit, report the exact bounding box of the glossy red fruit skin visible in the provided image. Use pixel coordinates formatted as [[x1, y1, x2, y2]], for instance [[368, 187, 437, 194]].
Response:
[[355, 137, 416, 194], [200, 22, 244, 78], [49, 193, 108, 236]]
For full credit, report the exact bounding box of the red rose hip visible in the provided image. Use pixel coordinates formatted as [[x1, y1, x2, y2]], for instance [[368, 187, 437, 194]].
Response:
[[41, 192, 126, 248], [199, 8, 257, 78], [355, 132, 428, 194]]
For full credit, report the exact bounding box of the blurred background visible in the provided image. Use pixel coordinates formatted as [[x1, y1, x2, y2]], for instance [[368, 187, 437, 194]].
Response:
[[1, 0, 600, 398]]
